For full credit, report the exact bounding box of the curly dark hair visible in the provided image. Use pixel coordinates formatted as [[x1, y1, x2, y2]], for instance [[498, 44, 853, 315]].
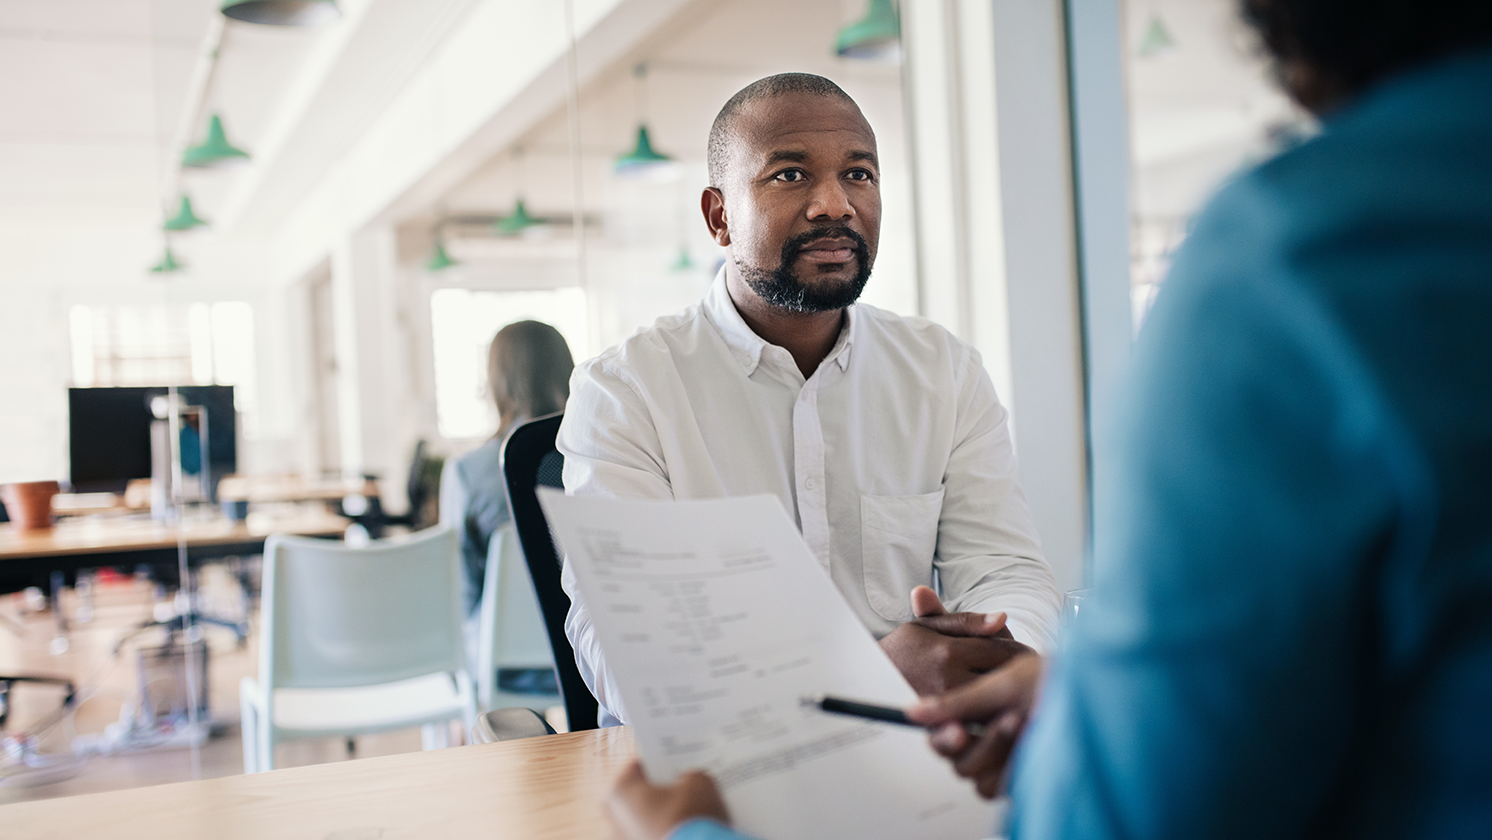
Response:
[[1240, 0, 1492, 109]]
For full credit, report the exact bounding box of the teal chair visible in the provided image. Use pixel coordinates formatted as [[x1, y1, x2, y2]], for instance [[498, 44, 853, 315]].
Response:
[[473, 523, 563, 717], [240, 526, 477, 772]]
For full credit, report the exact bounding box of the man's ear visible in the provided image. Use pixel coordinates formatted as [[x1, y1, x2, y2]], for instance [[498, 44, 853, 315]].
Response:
[[702, 187, 730, 247]]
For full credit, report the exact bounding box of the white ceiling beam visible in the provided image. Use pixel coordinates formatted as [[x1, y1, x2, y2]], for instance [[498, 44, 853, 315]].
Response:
[[251, 0, 698, 287]]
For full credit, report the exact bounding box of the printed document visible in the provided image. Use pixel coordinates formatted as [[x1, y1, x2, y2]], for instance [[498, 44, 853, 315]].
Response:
[[538, 490, 998, 840]]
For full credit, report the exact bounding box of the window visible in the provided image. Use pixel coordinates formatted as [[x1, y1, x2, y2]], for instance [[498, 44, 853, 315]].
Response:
[[69, 302, 260, 438], [1121, 0, 1309, 330], [430, 287, 589, 440]]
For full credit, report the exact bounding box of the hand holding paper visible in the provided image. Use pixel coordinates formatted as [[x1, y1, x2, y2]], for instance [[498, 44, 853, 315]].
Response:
[[539, 490, 997, 840]]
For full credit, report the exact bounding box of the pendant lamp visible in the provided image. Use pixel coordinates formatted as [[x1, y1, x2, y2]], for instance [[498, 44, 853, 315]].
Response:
[[835, 0, 901, 61], [615, 126, 673, 172], [182, 114, 250, 169], [221, 0, 341, 26], [615, 65, 675, 177], [149, 247, 184, 274], [425, 241, 457, 272], [164, 196, 208, 231], [1137, 15, 1177, 57], [494, 199, 541, 235]]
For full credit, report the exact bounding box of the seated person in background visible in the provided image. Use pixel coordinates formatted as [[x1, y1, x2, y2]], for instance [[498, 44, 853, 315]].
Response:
[[558, 72, 1060, 727], [602, 1, 1492, 838], [440, 319, 573, 618]]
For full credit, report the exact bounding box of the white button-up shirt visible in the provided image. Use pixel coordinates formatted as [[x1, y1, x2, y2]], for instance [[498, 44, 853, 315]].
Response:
[[558, 272, 1059, 724]]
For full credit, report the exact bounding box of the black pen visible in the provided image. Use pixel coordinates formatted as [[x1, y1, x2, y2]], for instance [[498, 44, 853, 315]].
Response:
[[803, 695, 987, 737]]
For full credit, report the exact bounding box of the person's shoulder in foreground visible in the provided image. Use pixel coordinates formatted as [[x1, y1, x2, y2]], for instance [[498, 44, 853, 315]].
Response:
[[1010, 42, 1492, 840], [668, 819, 742, 840]]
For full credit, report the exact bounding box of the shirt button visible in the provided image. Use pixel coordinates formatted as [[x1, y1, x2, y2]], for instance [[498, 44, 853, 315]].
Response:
[[805, 477, 816, 490]]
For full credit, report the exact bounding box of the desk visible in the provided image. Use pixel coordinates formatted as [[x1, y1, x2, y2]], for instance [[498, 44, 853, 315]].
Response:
[[1, 727, 636, 840], [216, 474, 382, 505], [0, 510, 350, 591]]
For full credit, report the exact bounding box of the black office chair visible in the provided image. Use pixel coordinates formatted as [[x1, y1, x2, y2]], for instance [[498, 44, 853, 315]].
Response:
[[0, 675, 75, 729], [382, 438, 445, 531], [501, 413, 600, 732]]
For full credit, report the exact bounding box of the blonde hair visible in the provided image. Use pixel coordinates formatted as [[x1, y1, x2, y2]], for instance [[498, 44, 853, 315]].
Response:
[[487, 320, 574, 438]]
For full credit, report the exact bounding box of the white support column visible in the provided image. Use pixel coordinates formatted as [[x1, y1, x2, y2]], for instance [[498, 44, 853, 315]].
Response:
[[903, 0, 970, 338], [991, 0, 1091, 594], [278, 275, 323, 480], [904, 0, 1113, 593], [902, 0, 1017, 424], [329, 226, 402, 504], [328, 225, 432, 513]]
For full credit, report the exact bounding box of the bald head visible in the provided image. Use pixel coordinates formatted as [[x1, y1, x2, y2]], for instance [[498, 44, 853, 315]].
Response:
[[707, 73, 860, 188]]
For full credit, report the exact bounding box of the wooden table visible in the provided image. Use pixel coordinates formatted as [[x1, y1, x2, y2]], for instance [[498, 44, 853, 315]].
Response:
[[0, 510, 351, 591], [0, 727, 636, 840], [215, 474, 382, 505]]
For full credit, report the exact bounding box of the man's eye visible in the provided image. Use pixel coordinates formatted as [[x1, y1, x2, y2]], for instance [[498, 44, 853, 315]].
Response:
[[846, 169, 872, 182], [775, 169, 806, 182]]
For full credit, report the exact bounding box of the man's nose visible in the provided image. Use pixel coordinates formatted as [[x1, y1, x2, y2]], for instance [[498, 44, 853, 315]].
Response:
[[806, 179, 855, 221]]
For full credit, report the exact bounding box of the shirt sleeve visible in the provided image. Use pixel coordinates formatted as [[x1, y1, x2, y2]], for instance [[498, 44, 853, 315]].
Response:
[[1009, 181, 1414, 839], [667, 819, 760, 840], [936, 345, 1062, 652], [556, 358, 675, 725]]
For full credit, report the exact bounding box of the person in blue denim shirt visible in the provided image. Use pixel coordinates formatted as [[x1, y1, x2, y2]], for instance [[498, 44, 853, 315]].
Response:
[[599, 1, 1492, 838]]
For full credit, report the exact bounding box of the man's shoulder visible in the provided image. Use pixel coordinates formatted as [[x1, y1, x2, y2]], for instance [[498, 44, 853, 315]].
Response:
[[853, 302, 977, 368], [855, 301, 956, 338]]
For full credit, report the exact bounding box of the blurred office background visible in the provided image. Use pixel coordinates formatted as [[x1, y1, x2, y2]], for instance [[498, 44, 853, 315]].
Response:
[[0, 0, 1305, 800]]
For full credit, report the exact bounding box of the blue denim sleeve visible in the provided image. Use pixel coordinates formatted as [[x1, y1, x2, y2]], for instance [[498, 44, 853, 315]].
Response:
[[667, 818, 759, 840], [1008, 171, 1411, 840]]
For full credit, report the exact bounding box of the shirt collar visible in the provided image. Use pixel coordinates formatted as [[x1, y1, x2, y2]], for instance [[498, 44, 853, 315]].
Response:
[[703, 267, 856, 377]]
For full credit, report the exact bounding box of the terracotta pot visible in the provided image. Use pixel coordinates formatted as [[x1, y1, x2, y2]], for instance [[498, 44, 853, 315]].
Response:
[[1, 481, 60, 531]]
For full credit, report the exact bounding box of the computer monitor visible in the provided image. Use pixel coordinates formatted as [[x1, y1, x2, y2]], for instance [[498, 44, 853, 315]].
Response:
[[68, 386, 237, 497]]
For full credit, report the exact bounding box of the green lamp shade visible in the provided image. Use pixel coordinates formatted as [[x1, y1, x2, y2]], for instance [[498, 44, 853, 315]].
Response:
[[836, 0, 900, 61], [164, 196, 208, 231], [221, 0, 340, 26], [494, 199, 541, 235], [182, 114, 250, 169], [149, 247, 184, 274], [614, 125, 673, 172], [1137, 15, 1177, 58], [425, 241, 457, 272], [670, 246, 695, 272]]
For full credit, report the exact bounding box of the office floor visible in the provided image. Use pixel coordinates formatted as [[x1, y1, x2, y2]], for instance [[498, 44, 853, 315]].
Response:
[[0, 565, 434, 806]]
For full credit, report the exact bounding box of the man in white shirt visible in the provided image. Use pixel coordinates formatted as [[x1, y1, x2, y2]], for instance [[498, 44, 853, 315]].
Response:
[[558, 73, 1059, 727]]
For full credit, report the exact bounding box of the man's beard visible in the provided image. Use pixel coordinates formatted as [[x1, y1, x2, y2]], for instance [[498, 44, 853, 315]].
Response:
[[735, 226, 872, 313]]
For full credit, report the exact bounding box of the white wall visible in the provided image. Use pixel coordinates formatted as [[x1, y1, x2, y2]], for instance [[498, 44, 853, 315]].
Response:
[[0, 283, 71, 484], [0, 246, 285, 485]]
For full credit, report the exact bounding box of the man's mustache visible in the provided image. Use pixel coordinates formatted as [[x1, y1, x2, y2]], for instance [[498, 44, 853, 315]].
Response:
[[784, 227, 867, 256]]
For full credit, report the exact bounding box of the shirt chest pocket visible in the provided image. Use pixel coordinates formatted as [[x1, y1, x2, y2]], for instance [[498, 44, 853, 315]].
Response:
[[861, 490, 945, 622]]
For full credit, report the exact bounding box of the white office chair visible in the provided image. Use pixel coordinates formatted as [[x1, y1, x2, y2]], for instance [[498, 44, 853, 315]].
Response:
[[240, 526, 477, 773], [469, 707, 557, 745], [473, 523, 562, 715]]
